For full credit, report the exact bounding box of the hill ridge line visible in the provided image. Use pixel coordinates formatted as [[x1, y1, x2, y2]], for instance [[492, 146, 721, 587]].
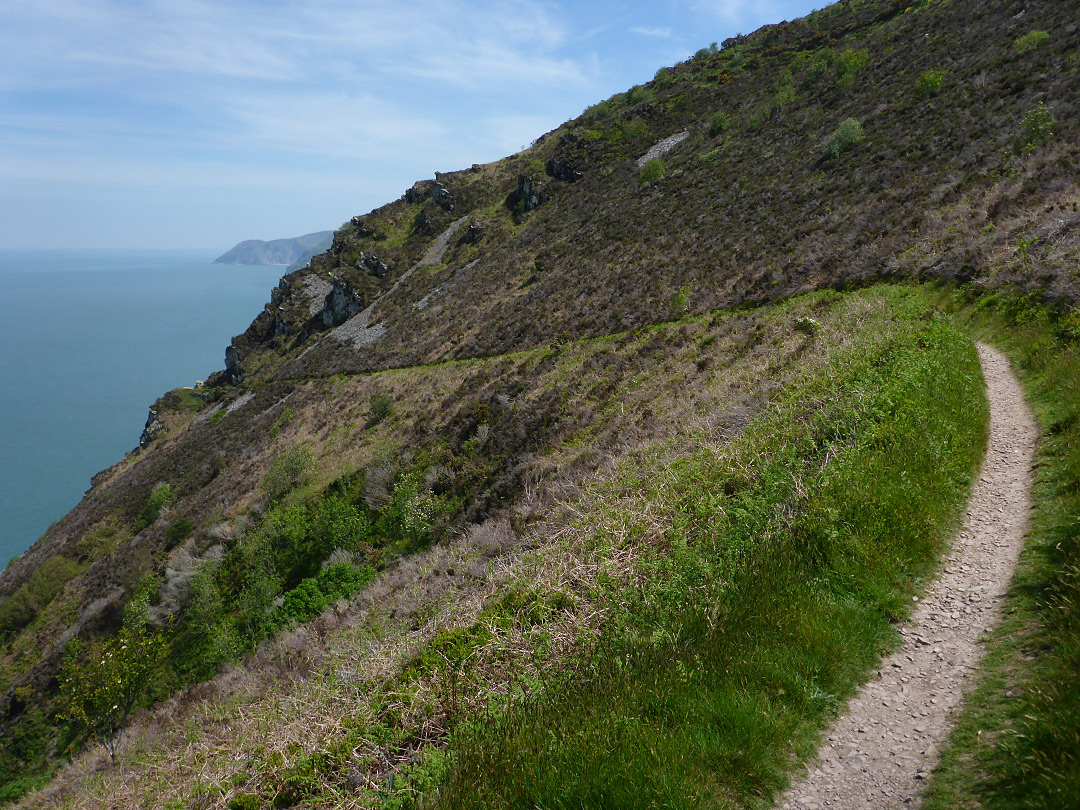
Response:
[[778, 342, 1038, 810]]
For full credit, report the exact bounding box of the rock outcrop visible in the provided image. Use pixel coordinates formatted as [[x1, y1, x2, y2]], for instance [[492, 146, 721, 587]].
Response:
[[430, 182, 455, 211], [139, 405, 166, 449], [508, 175, 548, 213], [546, 159, 583, 183], [321, 278, 365, 328], [224, 346, 243, 384]]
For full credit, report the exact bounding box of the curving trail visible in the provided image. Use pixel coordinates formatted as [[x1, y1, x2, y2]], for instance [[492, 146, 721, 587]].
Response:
[[778, 343, 1038, 810]]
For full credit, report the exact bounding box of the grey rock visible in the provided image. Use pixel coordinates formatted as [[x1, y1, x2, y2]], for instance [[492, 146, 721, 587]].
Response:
[[509, 175, 548, 213], [322, 278, 364, 328], [431, 182, 455, 211], [357, 251, 390, 279], [139, 405, 166, 449], [224, 345, 243, 384], [546, 159, 583, 182]]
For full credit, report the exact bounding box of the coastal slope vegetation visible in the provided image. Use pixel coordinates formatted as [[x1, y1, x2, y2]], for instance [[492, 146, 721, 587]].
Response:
[[1, 0, 1079, 806]]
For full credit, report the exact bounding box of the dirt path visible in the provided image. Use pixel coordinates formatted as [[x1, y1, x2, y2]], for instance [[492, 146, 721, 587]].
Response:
[[778, 342, 1038, 810]]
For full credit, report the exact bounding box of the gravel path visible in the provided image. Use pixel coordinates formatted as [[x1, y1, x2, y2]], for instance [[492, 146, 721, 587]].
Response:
[[778, 342, 1038, 810]]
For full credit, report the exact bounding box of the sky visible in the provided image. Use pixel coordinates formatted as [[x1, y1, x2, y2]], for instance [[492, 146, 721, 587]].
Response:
[[1, 0, 822, 252]]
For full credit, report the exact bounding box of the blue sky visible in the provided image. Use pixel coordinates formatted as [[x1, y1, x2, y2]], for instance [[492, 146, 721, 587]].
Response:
[[1, 0, 821, 251]]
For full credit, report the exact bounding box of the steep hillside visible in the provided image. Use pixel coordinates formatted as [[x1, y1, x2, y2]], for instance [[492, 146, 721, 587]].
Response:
[[2, 0, 1079, 806]]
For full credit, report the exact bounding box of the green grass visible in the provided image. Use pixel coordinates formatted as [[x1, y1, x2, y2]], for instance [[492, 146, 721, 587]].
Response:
[[435, 287, 987, 809], [923, 288, 1080, 810]]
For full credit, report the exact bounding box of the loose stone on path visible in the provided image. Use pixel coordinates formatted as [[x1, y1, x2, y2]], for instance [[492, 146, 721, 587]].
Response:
[[777, 343, 1038, 810]]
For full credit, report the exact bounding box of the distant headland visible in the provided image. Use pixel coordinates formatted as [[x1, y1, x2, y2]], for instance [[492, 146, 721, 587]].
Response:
[[213, 231, 333, 269]]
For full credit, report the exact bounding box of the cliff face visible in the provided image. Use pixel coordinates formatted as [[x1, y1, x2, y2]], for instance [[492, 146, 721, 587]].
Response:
[[212, 231, 333, 266], [2, 0, 1079, 796]]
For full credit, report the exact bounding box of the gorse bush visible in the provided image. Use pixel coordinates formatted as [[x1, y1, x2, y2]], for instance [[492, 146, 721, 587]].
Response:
[[670, 285, 692, 319], [165, 517, 193, 547], [825, 118, 864, 158], [1014, 30, 1050, 54], [368, 393, 394, 426]]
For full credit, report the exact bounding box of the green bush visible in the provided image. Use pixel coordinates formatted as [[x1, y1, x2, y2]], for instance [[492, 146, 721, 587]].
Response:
[[824, 118, 865, 158], [708, 112, 731, 138], [1014, 30, 1050, 54], [135, 484, 172, 531], [670, 285, 692, 319], [803, 49, 834, 84], [835, 49, 869, 91], [226, 794, 262, 810], [639, 158, 666, 185], [692, 42, 719, 62], [0, 586, 39, 636], [265, 563, 374, 635], [1019, 102, 1055, 151], [262, 446, 315, 502], [916, 69, 945, 98]]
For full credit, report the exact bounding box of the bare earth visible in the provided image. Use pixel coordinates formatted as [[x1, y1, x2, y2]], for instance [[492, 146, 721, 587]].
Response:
[[778, 342, 1038, 810]]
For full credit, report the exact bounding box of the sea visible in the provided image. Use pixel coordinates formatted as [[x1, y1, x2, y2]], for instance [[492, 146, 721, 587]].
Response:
[[0, 250, 285, 566]]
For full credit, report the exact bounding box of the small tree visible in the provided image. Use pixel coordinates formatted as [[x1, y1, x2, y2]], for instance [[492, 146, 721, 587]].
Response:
[[59, 586, 165, 760], [1020, 102, 1055, 152]]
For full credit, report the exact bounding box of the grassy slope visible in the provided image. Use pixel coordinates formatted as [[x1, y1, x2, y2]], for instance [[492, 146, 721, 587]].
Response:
[[922, 289, 1080, 810], [435, 286, 986, 809], [14, 285, 989, 809]]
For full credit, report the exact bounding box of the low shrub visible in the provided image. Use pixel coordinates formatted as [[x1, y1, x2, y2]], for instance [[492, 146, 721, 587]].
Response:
[[1014, 30, 1050, 54], [262, 446, 316, 502], [368, 393, 394, 426], [824, 118, 864, 158], [639, 158, 665, 184], [835, 48, 869, 91], [916, 69, 945, 98], [135, 484, 172, 531], [708, 111, 731, 137], [165, 517, 194, 548]]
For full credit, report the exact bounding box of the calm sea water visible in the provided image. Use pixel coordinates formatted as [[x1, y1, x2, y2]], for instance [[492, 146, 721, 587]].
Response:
[[0, 250, 285, 565]]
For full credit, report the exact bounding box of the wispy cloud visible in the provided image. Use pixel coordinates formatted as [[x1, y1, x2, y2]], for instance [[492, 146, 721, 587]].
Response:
[[632, 26, 673, 38], [0, 0, 821, 248]]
